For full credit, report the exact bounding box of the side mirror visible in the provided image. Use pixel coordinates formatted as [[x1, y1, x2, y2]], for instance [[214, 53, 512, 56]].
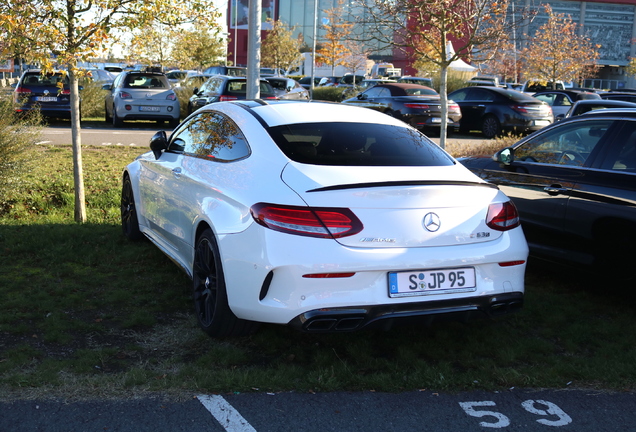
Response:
[[193, 87, 200, 95], [102, 84, 112, 91], [357, 93, 367, 100], [494, 147, 514, 165], [150, 131, 168, 160]]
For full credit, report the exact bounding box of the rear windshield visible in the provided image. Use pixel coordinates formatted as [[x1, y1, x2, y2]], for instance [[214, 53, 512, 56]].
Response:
[[226, 81, 274, 95], [267, 122, 454, 166], [22, 73, 69, 86], [125, 74, 168, 89], [404, 87, 438, 96]]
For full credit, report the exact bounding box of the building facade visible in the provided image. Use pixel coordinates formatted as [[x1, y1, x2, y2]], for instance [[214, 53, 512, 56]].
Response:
[[227, 0, 636, 87]]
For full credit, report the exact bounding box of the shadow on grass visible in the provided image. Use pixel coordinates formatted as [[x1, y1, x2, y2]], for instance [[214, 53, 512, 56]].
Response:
[[1, 224, 636, 397]]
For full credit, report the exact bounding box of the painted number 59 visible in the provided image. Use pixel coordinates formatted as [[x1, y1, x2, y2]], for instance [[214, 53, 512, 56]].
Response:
[[459, 400, 572, 428]]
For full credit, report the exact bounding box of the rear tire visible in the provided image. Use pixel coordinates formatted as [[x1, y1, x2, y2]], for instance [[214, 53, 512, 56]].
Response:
[[113, 107, 123, 128], [104, 103, 112, 122], [121, 176, 143, 241], [192, 228, 259, 338], [482, 115, 501, 139]]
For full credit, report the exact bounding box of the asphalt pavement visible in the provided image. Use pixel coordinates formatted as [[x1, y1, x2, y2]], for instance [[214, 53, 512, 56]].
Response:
[[2, 389, 635, 431]]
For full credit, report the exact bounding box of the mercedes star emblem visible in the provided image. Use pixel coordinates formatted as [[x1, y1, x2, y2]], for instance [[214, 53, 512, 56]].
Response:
[[423, 212, 441, 232]]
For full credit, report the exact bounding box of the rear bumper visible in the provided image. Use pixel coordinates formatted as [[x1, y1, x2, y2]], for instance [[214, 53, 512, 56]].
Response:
[[16, 105, 71, 119], [288, 292, 524, 332], [405, 113, 461, 129]]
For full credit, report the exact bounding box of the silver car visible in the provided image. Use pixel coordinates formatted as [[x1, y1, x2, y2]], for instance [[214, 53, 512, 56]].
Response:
[[103, 71, 180, 128], [265, 77, 310, 100]]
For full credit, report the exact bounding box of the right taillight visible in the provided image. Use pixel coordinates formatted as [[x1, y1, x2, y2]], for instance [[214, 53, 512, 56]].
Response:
[[250, 203, 363, 238], [486, 201, 521, 231]]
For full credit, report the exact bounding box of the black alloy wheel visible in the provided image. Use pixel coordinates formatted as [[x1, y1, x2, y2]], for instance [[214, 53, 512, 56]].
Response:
[[192, 228, 258, 338], [482, 115, 501, 139]]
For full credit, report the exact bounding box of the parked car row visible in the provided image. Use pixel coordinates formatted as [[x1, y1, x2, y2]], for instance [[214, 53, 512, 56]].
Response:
[[13, 68, 636, 146]]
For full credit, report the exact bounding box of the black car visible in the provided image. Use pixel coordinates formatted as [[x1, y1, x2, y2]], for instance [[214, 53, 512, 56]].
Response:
[[532, 89, 600, 120], [448, 86, 554, 138], [564, 99, 636, 118], [188, 76, 277, 114], [13, 69, 72, 119], [459, 108, 636, 280], [297, 76, 322, 90], [342, 83, 462, 132], [337, 75, 365, 87]]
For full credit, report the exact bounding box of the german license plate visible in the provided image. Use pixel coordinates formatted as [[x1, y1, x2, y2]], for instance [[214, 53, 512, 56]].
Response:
[[388, 267, 476, 298], [534, 120, 550, 126], [139, 106, 160, 112], [36, 97, 57, 102]]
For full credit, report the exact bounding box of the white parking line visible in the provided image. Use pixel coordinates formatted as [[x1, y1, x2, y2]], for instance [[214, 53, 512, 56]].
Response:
[[198, 395, 257, 432]]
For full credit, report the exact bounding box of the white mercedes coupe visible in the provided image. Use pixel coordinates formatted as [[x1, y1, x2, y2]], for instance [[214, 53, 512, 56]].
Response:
[[121, 100, 528, 337]]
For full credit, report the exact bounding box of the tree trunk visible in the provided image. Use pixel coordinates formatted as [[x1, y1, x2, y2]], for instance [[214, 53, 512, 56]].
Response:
[[438, 66, 449, 150], [69, 70, 87, 223]]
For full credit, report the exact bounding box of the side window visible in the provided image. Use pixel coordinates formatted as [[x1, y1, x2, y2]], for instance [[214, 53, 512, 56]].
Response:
[[600, 123, 636, 172], [112, 73, 124, 89], [554, 94, 571, 107], [363, 87, 384, 98], [376, 88, 391, 97], [450, 89, 468, 101], [170, 112, 250, 162], [535, 94, 556, 106], [470, 89, 495, 101], [515, 119, 614, 166]]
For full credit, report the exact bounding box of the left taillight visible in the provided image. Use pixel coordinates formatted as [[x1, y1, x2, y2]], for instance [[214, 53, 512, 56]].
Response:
[[250, 203, 363, 238], [486, 201, 521, 231]]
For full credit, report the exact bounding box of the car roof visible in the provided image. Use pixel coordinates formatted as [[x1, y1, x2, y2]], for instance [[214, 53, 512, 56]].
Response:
[[578, 107, 636, 115], [124, 70, 166, 76], [533, 89, 598, 96], [452, 85, 545, 101], [227, 100, 413, 128], [376, 83, 430, 89], [572, 99, 636, 106]]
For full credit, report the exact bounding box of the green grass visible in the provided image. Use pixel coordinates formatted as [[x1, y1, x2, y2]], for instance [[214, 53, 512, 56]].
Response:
[[1, 144, 636, 401]]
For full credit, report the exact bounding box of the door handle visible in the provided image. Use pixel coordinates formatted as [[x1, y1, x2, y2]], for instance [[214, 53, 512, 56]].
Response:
[[172, 167, 182, 178], [544, 185, 567, 195]]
